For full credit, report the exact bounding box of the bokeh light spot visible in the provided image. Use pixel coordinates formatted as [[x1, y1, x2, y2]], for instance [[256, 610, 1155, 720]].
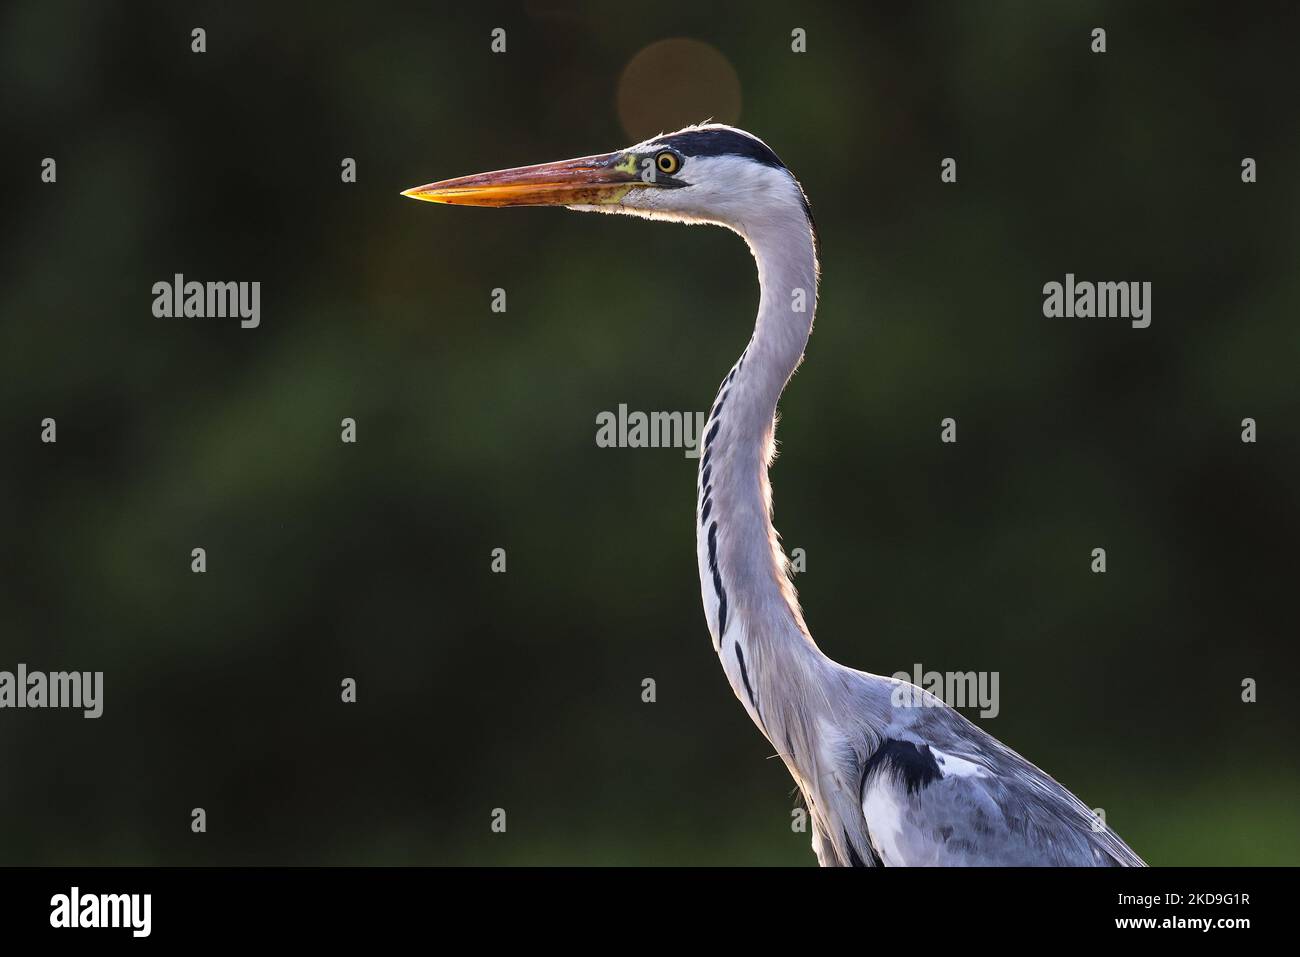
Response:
[[616, 38, 742, 142]]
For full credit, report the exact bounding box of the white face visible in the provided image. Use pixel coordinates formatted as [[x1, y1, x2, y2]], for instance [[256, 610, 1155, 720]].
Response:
[[571, 151, 807, 234]]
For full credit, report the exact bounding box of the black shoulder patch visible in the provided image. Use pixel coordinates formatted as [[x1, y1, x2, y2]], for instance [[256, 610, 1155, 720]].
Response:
[[653, 128, 787, 170], [861, 739, 942, 799]]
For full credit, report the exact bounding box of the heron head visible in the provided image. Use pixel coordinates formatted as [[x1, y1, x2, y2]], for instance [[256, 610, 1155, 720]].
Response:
[[401, 123, 811, 233]]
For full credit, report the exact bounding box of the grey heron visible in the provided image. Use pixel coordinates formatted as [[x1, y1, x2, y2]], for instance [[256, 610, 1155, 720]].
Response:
[[403, 124, 1146, 867]]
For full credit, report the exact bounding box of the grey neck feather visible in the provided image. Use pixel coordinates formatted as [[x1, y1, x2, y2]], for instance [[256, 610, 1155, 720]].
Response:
[[694, 177, 884, 864], [697, 188, 821, 675]]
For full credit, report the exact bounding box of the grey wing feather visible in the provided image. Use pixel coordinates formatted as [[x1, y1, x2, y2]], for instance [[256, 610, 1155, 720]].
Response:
[[860, 701, 1145, 867]]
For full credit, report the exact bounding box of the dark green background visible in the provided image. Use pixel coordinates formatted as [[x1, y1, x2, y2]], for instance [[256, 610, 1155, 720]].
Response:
[[2, 1, 1297, 865]]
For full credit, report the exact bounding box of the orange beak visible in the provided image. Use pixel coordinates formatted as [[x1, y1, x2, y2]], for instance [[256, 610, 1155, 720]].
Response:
[[401, 150, 645, 208]]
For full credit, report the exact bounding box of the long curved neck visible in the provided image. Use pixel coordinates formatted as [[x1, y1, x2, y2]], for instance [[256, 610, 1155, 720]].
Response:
[[696, 195, 821, 705]]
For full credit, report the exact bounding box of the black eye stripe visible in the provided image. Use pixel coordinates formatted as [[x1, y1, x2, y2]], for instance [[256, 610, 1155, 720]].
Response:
[[650, 129, 786, 170]]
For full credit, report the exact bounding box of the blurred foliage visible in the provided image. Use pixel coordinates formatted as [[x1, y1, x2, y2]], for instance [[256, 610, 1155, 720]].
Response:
[[1, 1, 1297, 865]]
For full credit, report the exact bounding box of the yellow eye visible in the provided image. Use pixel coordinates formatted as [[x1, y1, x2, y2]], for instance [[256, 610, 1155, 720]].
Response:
[[655, 150, 681, 175]]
